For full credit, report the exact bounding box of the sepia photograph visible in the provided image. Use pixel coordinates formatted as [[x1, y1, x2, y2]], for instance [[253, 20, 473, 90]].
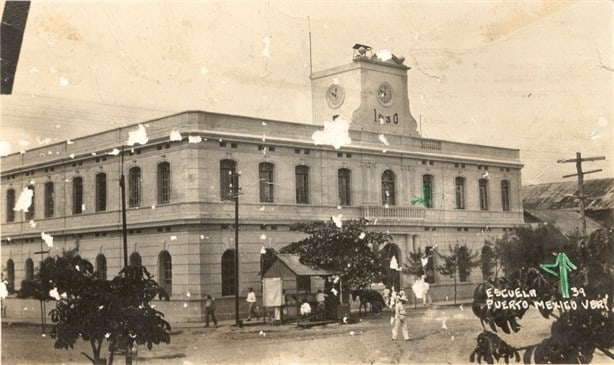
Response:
[[1, 1, 612, 364]]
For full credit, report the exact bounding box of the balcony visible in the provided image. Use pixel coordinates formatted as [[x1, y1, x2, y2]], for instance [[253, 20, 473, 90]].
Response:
[[361, 206, 426, 221]]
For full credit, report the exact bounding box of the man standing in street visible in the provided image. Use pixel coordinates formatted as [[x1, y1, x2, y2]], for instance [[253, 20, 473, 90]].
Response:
[[246, 287, 259, 321], [392, 291, 410, 341], [204, 293, 217, 327]]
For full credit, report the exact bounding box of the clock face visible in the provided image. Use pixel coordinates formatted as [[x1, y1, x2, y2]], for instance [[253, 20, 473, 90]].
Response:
[[326, 83, 345, 109], [377, 82, 393, 106]]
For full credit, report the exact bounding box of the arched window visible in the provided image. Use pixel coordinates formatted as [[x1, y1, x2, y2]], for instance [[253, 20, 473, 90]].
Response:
[[6, 259, 15, 293], [479, 179, 489, 210], [95, 254, 107, 280], [129, 252, 142, 267], [24, 258, 34, 281], [338, 168, 351, 206], [25, 185, 35, 221], [220, 160, 236, 201], [221, 249, 236, 296], [73, 177, 83, 214], [381, 244, 401, 291], [96, 173, 107, 212], [129, 167, 142, 208], [259, 162, 274, 203], [158, 251, 172, 297], [295, 166, 309, 204], [381, 170, 396, 206], [455, 177, 465, 210], [157, 162, 171, 204], [44, 182, 54, 218], [6, 189, 15, 222], [422, 175, 434, 208], [501, 180, 510, 211]]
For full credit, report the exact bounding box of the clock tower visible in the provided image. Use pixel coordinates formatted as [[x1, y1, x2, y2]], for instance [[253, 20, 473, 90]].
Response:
[[310, 44, 420, 137]]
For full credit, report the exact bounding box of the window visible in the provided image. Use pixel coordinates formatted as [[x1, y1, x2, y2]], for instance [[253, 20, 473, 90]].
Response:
[[455, 177, 465, 210], [129, 252, 142, 267], [24, 258, 34, 281], [259, 162, 274, 203], [95, 254, 107, 280], [157, 162, 171, 204], [221, 249, 236, 296], [297, 276, 311, 292], [295, 165, 309, 204], [501, 180, 510, 211], [73, 177, 83, 214], [479, 179, 489, 210], [24, 185, 35, 221], [6, 259, 14, 293], [338, 168, 351, 206], [96, 173, 107, 212], [6, 189, 15, 222], [158, 251, 172, 297], [128, 167, 141, 208], [44, 182, 54, 218], [220, 160, 236, 201], [422, 175, 434, 208], [381, 170, 396, 206]]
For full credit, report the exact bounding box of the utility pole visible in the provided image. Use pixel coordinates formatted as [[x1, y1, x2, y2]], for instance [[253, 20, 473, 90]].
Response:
[[230, 172, 241, 326], [557, 152, 605, 236], [34, 239, 49, 335], [119, 146, 131, 365]]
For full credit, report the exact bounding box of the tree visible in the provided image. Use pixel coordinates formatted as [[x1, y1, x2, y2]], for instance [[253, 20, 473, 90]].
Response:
[[437, 243, 479, 282], [480, 239, 497, 281], [403, 247, 427, 278], [37, 249, 171, 365], [280, 218, 391, 289], [470, 227, 614, 363]]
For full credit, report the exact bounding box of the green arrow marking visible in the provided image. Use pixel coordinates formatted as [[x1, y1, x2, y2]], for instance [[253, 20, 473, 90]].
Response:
[[540, 252, 577, 298]]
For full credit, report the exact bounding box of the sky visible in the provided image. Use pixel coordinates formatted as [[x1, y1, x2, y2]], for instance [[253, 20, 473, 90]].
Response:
[[0, 0, 612, 185]]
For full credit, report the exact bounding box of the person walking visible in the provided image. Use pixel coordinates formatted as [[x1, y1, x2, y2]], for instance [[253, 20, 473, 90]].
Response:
[[246, 287, 259, 321], [204, 293, 217, 327], [392, 291, 410, 341], [383, 286, 391, 307]]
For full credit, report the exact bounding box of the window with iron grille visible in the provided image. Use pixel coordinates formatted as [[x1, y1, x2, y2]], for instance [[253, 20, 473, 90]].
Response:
[[338, 168, 351, 206], [44, 182, 54, 218], [381, 170, 396, 206], [422, 175, 434, 208], [259, 162, 274, 203], [25, 185, 35, 220], [220, 160, 236, 201], [128, 167, 141, 208], [129, 252, 142, 267], [6, 259, 14, 293], [455, 177, 465, 210], [24, 258, 34, 281], [73, 177, 83, 214], [479, 179, 489, 210], [221, 249, 236, 296], [159, 251, 172, 297], [295, 165, 309, 204], [96, 173, 107, 212], [501, 180, 510, 211], [157, 162, 171, 204], [6, 189, 15, 222], [95, 254, 107, 280]]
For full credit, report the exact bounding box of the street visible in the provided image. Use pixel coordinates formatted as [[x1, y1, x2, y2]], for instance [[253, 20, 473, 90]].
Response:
[[6, 304, 605, 365]]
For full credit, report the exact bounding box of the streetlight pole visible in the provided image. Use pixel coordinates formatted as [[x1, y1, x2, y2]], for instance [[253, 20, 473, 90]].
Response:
[[231, 172, 241, 326], [119, 146, 131, 365]]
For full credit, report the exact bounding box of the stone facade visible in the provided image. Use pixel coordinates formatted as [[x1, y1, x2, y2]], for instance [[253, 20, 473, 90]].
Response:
[[1, 47, 523, 321]]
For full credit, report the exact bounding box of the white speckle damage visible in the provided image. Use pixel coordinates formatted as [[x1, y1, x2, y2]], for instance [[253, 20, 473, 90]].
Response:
[[332, 214, 343, 228], [29, 220, 37, 228], [18, 139, 30, 147], [260, 234, 267, 240], [41, 232, 54, 247], [66, 140, 74, 145], [262, 35, 271, 57], [311, 118, 351, 149], [376, 49, 393, 62], [49, 288, 61, 301], [590, 130, 600, 141], [170, 235, 178, 241], [69, 153, 75, 159], [59, 75, 69, 86], [14, 187, 34, 212], [126, 124, 149, 146], [378, 134, 390, 146], [0, 281, 8, 299], [37, 137, 51, 145], [108, 148, 120, 156], [170, 130, 183, 141], [598, 116, 608, 127], [188, 135, 202, 144], [358, 232, 366, 240]]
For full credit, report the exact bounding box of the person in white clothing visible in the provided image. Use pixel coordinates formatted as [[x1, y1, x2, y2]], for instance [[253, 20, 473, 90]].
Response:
[[246, 287, 259, 321], [392, 291, 410, 341]]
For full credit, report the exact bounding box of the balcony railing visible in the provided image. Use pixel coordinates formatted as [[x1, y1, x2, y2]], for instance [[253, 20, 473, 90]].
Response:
[[361, 206, 426, 221]]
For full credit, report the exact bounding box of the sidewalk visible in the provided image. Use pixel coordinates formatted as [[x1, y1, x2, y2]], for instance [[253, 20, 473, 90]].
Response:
[[1, 298, 474, 331]]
